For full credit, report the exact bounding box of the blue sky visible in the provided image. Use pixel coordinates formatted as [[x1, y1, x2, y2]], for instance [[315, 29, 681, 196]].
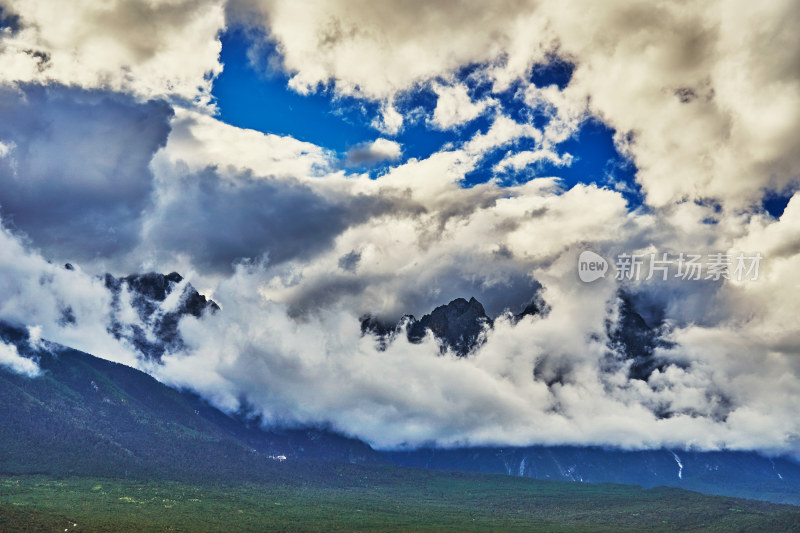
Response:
[[212, 29, 642, 206]]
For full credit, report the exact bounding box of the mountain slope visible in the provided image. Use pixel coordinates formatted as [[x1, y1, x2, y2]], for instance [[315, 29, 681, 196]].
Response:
[[0, 321, 380, 482], [3, 282, 800, 506], [384, 445, 800, 505]]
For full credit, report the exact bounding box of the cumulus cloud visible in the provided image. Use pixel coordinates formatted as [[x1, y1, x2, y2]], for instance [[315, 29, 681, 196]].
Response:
[[0, 83, 173, 264], [430, 82, 495, 130], [227, 0, 547, 99], [151, 238, 800, 452], [162, 109, 332, 179], [234, 0, 800, 209], [138, 114, 414, 275], [494, 149, 573, 174], [344, 138, 402, 167], [372, 100, 404, 135], [539, 0, 800, 209], [0, 0, 225, 104], [130, 95, 800, 453]]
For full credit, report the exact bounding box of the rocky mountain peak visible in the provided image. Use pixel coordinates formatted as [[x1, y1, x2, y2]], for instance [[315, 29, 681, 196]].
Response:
[[361, 297, 493, 356], [104, 271, 218, 359], [607, 293, 675, 381], [407, 297, 492, 356]]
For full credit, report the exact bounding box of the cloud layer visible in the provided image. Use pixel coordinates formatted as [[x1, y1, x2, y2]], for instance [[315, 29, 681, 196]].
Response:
[[0, 0, 225, 104], [0, 84, 173, 262], [0, 0, 798, 456]]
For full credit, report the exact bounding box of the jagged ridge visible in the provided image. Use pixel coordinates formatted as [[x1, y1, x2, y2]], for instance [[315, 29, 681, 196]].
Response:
[[104, 271, 219, 359]]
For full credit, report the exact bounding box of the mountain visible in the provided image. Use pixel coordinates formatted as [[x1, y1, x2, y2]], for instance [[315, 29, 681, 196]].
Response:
[[3, 277, 800, 506], [361, 296, 496, 355], [0, 320, 380, 482], [104, 271, 219, 360], [383, 446, 800, 505], [406, 297, 493, 356], [361, 293, 800, 504], [607, 294, 674, 381], [360, 292, 668, 370], [3, 314, 800, 505]]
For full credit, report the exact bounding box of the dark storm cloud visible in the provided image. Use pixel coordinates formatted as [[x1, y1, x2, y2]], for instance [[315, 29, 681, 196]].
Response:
[[0, 6, 22, 35], [144, 167, 404, 274], [338, 250, 361, 272], [283, 257, 541, 320], [0, 83, 173, 261]]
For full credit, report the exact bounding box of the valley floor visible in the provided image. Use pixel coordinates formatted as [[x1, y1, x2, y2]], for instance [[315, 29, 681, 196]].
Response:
[[1, 467, 799, 532]]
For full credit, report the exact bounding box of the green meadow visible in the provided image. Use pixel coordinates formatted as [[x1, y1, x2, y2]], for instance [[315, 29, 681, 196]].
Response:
[[1, 464, 799, 532]]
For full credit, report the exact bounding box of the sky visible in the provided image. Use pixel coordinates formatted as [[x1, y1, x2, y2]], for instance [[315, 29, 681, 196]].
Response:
[[0, 0, 799, 454]]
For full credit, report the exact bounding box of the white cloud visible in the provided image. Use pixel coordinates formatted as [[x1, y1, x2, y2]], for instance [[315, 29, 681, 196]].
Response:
[[230, 0, 545, 100], [464, 114, 541, 156], [161, 109, 333, 179], [344, 138, 402, 166], [494, 149, 573, 173], [1, 96, 800, 453], [430, 82, 495, 130], [544, 0, 800, 209], [0, 340, 40, 377], [0, 0, 225, 104], [0, 221, 140, 367], [372, 99, 404, 135], [233, 0, 800, 209]]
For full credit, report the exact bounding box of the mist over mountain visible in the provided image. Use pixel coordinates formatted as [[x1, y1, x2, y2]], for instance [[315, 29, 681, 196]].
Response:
[[2, 287, 800, 505], [104, 271, 219, 360], [361, 296, 494, 356], [0, 319, 379, 482], [360, 291, 672, 384], [0, 238, 788, 456]]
